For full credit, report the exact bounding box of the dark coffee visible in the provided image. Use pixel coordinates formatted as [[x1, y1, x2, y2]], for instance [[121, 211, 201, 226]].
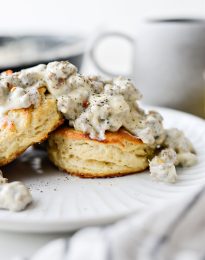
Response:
[[148, 18, 205, 24]]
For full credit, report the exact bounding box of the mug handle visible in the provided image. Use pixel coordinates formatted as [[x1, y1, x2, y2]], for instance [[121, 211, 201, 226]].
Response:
[[90, 32, 135, 78]]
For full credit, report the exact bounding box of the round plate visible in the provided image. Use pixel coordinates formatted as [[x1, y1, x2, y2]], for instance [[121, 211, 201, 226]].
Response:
[[1, 107, 205, 233]]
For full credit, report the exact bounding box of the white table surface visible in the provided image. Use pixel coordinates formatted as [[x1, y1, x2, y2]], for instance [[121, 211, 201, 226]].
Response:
[[0, 231, 73, 260]]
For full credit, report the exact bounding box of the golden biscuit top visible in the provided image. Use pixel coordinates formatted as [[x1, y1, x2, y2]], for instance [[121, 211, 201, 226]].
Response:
[[53, 127, 143, 146]]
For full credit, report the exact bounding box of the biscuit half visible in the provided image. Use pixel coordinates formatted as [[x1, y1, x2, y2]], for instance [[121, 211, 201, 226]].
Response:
[[0, 88, 63, 166], [47, 127, 154, 178]]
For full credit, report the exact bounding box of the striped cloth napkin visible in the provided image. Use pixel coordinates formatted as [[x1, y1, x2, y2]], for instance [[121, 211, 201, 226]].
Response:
[[18, 186, 205, 260]]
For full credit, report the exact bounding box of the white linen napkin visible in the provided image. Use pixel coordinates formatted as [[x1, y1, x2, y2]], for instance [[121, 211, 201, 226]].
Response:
[[17, 186, 205, 260]]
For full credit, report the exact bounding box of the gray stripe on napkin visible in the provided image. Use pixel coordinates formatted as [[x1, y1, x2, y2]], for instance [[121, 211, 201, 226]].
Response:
[[63, 239, 70, 259]]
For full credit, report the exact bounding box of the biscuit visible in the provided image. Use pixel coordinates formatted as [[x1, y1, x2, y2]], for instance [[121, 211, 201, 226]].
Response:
[[0, 88, 63, 166], [47, 127, 154, 178]]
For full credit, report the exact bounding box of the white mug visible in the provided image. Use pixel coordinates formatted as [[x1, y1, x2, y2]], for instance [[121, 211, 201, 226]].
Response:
[[90, 19, 205, 118]]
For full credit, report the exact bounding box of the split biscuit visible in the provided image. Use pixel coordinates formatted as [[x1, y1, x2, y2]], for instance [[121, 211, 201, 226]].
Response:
[[47, 127, 154, 178], [0, 88, 63, 166]]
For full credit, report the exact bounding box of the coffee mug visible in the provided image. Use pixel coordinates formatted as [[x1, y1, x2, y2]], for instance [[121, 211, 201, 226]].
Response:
[[90, 19, 205, 118]]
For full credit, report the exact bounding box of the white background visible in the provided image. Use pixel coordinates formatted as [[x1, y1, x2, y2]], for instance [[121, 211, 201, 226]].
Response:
[[0, 0, 204, 35], [0, 0, 205, 259], [1, 0, 204, 76]]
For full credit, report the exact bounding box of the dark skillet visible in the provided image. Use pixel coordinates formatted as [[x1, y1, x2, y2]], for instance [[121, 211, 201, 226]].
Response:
[[0, 35, 85, 72]]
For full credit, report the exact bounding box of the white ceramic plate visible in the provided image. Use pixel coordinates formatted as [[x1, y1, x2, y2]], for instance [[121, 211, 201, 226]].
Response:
[[1, 106, 205, 233]]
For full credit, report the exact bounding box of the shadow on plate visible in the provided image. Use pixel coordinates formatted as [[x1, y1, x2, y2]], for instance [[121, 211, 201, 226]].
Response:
[[2, 147, 62, 182]]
